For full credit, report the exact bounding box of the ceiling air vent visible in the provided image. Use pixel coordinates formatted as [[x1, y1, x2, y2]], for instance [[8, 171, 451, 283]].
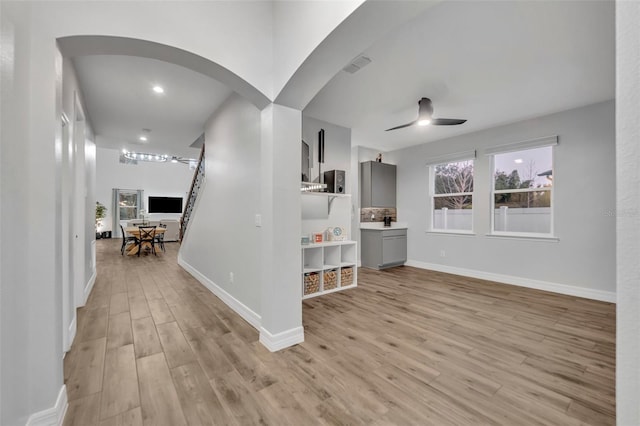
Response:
[[342, 56, 372, 74]]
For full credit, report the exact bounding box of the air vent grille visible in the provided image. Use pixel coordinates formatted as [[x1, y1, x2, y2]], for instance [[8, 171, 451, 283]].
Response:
[[342, 56, 372, 74]]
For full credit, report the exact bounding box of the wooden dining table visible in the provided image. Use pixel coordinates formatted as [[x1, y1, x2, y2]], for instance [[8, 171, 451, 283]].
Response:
[[125, 227, 166, 256]]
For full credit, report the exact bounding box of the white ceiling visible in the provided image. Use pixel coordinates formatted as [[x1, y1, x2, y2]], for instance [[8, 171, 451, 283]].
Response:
[[73, 55, 233, 158], [304, 1, 615, 152], [72, 2, 614, 157]]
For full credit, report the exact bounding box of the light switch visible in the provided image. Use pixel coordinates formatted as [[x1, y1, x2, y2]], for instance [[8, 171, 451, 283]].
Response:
[[254, 214, 262, 227]]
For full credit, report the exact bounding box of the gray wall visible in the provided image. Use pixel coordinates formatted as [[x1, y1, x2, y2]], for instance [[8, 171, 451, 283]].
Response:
[[179, 93, 263, 316], [386, 100, 615, 297]]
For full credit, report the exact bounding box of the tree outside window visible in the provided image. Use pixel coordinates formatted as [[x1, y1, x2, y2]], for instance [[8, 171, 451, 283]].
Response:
[[431, 160, 474, 232], [492, 146, 553, 234]]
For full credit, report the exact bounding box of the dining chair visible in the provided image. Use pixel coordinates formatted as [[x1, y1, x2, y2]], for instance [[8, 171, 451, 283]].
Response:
[[156, 223, 167, 252], [120, 224, 139, 256], [138, 226, 157, 256]]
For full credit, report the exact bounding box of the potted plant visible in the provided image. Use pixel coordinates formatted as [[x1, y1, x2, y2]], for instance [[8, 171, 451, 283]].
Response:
[[96, 201, 107, 239]]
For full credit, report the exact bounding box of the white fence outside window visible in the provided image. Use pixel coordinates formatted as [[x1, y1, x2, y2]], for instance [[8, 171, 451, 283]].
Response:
[[434, 207, 551, 233]]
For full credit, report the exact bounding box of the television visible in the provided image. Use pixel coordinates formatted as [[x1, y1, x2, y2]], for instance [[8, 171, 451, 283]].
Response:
[[148, 196, 183, 213]]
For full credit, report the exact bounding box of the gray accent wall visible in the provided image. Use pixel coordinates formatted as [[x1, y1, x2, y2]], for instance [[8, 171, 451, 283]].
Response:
[[385, 100, 615, 296]]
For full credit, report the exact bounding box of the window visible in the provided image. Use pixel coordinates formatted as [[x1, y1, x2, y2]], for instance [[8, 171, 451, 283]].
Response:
[[491, 145, 553, 235], [118, 190, 139, 220], [430, 159, 474, 232]]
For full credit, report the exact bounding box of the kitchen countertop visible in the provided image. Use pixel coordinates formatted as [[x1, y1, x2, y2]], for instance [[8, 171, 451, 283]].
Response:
[[360, 222, 408, 230]]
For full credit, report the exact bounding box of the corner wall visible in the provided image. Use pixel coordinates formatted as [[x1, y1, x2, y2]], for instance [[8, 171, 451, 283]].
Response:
[[1, 3, 34, 424], [1, 3, 64, 423], [386, 101, 615, 301], [179, 93, 263, 321]]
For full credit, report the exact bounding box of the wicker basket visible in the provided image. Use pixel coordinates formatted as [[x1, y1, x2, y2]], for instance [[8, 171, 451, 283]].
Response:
[[323, 269, 338, 290], [303, 272, 320, 295], [341, 266, 354, 287]]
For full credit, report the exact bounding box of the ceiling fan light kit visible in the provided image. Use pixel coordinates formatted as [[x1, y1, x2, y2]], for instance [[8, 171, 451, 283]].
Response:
[[386, 97, 467, 131]]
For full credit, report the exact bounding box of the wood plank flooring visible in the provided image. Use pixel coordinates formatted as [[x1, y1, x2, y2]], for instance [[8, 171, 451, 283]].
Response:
[[63, 239, 615, 425]]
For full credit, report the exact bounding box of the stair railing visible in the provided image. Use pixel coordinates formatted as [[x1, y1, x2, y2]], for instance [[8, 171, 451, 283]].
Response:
[[180, 144, 205, 242]]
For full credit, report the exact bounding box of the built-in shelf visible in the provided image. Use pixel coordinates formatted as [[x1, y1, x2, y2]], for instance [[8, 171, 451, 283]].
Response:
[[301, 192, 350, 214], [302, 240, 357, 299]]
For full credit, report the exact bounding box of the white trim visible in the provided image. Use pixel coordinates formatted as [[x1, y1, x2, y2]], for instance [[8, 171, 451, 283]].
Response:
[[484, 135, 558, 155], [64, 316, 77, 353], [424, 150, 476, 166], [405, 259, 616, 303], [494, 187, 551, 194], [433, 191, 473, 198], [486, 232, 559, 242], [82, 269, 97, 307], [26, 385, 67, 426], [426, 230, 476, 236], [259, 326, 304, 352], [177, 254, 261, 330]]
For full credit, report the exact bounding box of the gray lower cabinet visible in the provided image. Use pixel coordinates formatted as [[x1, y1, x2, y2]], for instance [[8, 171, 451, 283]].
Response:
[[361, 228, 407, 269]]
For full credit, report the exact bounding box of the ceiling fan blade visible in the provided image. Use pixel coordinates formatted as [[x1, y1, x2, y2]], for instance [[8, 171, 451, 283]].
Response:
[[431, 118, 467, 126], [385, 121, 416, 131]]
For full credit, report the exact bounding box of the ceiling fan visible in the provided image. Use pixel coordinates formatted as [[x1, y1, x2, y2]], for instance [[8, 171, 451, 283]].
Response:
[[385, 97, 467, 131]]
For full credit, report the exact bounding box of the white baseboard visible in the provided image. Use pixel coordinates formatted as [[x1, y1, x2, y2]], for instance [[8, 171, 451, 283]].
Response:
[[259, 326, 304, 352], [405, 259, 616, 303], [64, 315, 77, 353], [177, 254, 262, 330], [26, 385, 67, 426], [82, 269, 97, 307]]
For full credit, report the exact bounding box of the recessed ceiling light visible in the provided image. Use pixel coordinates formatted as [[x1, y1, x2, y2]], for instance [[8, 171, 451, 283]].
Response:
[[152, 85, 164, 94], [139, 136, 148, 142], [514, 158, 523, 164]]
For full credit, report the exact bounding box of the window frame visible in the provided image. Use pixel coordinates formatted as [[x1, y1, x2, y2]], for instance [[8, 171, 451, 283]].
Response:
[[489, 144, 556, 238], [428, 158, 475, 234]]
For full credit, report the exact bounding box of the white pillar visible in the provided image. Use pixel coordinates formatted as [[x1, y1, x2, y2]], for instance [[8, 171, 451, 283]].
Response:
[[616, 1, 640, 423], [259, 104, 304, 351]]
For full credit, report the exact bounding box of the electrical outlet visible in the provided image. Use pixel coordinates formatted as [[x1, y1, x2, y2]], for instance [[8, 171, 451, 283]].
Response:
[[229, 272, 234, 284], [440, 250, 446, 257]]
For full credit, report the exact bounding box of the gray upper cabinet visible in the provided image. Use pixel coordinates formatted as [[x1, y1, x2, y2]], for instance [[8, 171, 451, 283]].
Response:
[[361, 161, 396, 208]]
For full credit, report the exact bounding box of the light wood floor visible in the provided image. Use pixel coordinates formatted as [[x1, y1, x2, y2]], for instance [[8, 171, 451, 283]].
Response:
[[63, 239, 615, 425]]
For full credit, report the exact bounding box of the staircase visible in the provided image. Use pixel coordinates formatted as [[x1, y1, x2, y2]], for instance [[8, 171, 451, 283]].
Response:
[[180, 145, 205, 242]]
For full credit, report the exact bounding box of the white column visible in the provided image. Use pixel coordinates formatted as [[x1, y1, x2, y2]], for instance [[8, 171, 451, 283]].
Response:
[[616, 1, 640, 423], [259, 104, 304, 351]]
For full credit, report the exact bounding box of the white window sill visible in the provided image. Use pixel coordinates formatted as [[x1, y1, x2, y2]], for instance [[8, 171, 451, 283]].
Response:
[[426, 230, 476, 236], [486, 233, 559, 242]]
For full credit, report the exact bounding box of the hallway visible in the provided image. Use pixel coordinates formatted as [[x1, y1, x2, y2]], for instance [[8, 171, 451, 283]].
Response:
[[63, 239, 615, 425]]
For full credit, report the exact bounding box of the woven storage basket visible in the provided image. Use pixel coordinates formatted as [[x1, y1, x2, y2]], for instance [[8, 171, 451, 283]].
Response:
[[323, 269, 338, 290], [303, 272, 320, 295], [341, 266, 354, 287]]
